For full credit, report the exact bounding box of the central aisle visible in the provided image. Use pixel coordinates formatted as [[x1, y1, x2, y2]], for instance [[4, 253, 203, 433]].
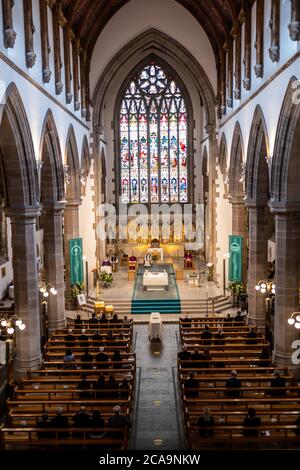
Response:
[[131, 324, 185, 450]]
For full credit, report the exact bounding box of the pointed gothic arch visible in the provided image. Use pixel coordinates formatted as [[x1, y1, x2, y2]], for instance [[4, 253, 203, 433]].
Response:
[[39, 109, 65, 206], [65, 125, 81, 203], [246, 105, 270, 205], [218, 132, 228, 176], [229, 122, 244, 199]]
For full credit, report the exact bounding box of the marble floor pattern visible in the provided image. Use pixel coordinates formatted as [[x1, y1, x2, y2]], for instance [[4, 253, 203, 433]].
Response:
[[130, 324, 185, 450]]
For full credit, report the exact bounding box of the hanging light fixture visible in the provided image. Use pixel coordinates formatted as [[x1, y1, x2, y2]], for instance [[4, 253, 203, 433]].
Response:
[[288, 312, 300, 329], [255, 280, 275, 295], [0, 313, 26, 336], [39, 280, 58, 297]]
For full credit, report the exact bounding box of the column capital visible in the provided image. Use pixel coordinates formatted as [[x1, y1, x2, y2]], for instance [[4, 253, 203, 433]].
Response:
[[244, 199, 267, 209], [269, 200, 300, 214], [43, 200, 67, 213], [229, 196, 246, 207], [5, 205, 41, 221], [65, 199, 82, 208]]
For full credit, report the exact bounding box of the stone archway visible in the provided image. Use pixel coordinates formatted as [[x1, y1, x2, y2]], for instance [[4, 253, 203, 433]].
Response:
[[40, 109, 65, 332], [270, 76, 300, 370], [64, 125, 81, 308], [245, 105, 271, 333], [80, 136, 91, 198], [228, 122, 248, 285], [0, 82, 41, 376]]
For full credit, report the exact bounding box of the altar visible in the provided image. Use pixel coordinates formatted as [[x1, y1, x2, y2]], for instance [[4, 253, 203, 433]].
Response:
[[147, 247, 164, 261], [143, 271, 169, 291]]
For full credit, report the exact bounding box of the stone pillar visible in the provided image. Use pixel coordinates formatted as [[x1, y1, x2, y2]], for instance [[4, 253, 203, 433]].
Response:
[[206, 125, 218, 271], [64, 200, 80, 309], [231, 197, 248, 285], [43, 202, 66, 331], [94, 126, 106, 264], [247, 205, 269, 331], [272, 209, 300, 368], [9, 208, 42, 376]]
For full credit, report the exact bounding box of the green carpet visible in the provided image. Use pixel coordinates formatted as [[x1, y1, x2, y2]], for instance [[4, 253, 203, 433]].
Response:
[[131, 263, 181, 314]]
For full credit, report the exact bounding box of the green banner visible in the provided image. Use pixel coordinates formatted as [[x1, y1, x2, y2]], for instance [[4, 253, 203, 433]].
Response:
[[69, 238, 84, 285], [228, 235, 243, 282]]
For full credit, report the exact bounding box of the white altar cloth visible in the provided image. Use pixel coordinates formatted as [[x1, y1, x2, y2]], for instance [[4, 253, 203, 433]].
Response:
[[143, 271, 168, 290]]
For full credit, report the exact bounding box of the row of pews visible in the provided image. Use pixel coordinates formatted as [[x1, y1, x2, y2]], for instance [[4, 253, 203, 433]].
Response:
[[178, 316, 300, 450], [0, 317, 135, 450]]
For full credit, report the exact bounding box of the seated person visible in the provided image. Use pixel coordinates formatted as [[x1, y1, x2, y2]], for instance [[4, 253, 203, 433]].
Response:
[[119, 378, 130, 398], [234, 311, 244, 322], [198, 408, 215, 437], [246, 327, 258, 345], [225, 370, 241, 397], [36, 412, 52, 439], [50, 407, 69, 438], [74, 313, 82, 327], [181, 313, 192, 328], [81, 348, 93, 368], [89, 312, 99, 326], [178, 344, 192, 361], [108, 405, 130, 438], [201, 325, 213, 345], [109, 254, 118, 272], [214, 328, 225, 346], [112, 350, 122, 368], [128, 254, 137, 271], [192, 349, 210, 369], [91, 330, 102, 343], [102, 256, 112, 267], [95, 346, 109, 368], [72, 406, 91, 437], [94, 374, 107, 398], [65, 329, 75, 347], [243, 408, 261, 436], [223, 313, 232, 327], [269, 371, 286, 396], [107, 374, 119, 398], [99, 312, 108, 327], [63, 349, 77, 370], [77, 373, 91, 398], [185, 372, 199, 398], [259, 346, 271, 368], [184, 251, 193, 269], [79, 329, 89, 347], [89, 411, 105, 438]]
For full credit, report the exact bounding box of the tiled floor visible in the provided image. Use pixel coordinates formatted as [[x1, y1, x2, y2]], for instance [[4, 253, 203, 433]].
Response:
[[130, 324, 185, 450]]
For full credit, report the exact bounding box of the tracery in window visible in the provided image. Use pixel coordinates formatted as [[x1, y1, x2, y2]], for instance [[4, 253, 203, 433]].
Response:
[[119, 62, 188, 204]]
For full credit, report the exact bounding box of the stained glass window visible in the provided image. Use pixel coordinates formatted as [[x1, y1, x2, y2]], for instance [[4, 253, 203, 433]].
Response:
[[119, 62, 189, 204]]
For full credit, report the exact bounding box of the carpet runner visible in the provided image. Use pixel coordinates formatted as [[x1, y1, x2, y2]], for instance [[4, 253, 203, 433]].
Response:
[[131, 263, 181, 314]]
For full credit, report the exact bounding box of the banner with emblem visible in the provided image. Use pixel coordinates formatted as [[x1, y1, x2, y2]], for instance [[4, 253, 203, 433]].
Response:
[[69, 238, 84, 284], [228, 235, 243, 283]]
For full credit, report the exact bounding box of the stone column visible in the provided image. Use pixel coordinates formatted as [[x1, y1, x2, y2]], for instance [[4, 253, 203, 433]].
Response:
[[9, 208, 42, 376], [206, 125, 218, 271], [247, 205, 269, 331], [272, 209, 300, 368], [231, 197, 248, 285], [94, 126, 106, 264], [64, 200, 80, 309], [43, 202, 66, 331]]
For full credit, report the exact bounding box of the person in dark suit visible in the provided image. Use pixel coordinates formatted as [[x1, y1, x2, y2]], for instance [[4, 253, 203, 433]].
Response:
[[72, 406, 91, 437], [95, 346, 109, 368], [94, 374, 106, 398], [185, 372, 199, 398], [74, 314, 82, 327], [112, 350, 122, 368], [214, 328, 225, 345], [225, 370, 241, 397], [89, 410, 105, 438], [107, 374, 119, 397], [178, 345, 192, 361], [77, 373, 91, 398], [81, 348, 93, 368], [36, 412, 52, 439], [50, 408, 69, 438], [108, 405, 129, 439], [65, 329, 75, 348], [269, 371, 286, 396], [246, 327, 258, 345], [234, 311, 244, 322], [181, 313, 192, 328], [119, 378, 130, 398], [243, 408, 261, 436], [258, 346, 270, 368], [79, 329, 89, 347], [201, 325, 212, 345], [223, 314, 232, 327], [89, 313, 99, 326], [99, 313, 108, 328], [198, 408, 215, 437], [92, 330, 102, 344]]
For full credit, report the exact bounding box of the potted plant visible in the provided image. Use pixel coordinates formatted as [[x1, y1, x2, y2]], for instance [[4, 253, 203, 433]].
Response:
[[228, 282, 247, 308], [97, 271, 113, 288]]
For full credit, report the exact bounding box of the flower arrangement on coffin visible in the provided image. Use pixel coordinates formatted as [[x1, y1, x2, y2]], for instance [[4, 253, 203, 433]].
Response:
[[97, 271, 113, 288]]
